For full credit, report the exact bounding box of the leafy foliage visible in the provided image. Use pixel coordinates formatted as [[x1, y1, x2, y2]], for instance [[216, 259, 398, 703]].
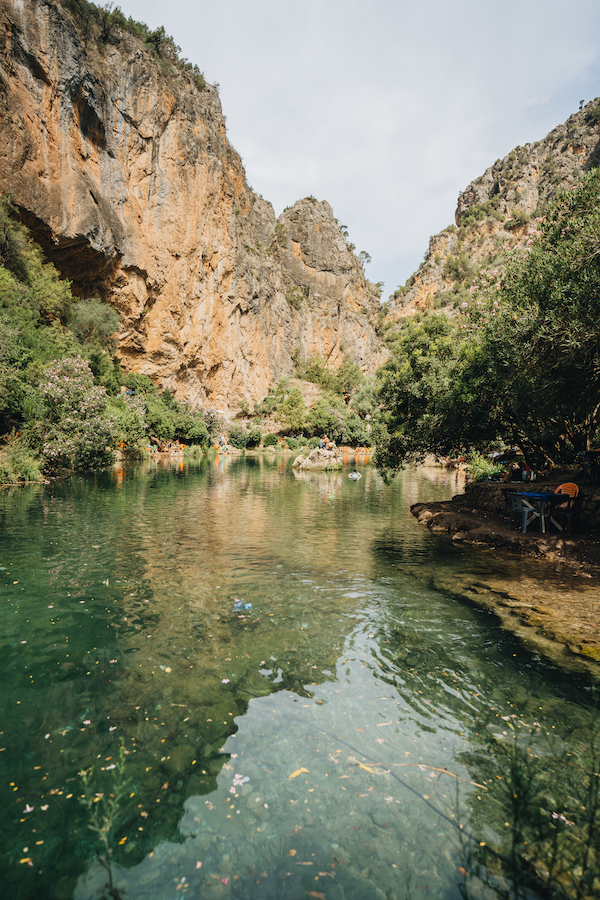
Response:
[[295, 353, 363, 396], [34, 356, 117, 473], [305, 393, 369, 445], [0, 196, 213, 475], [277, 387, 306, 434], [466, 452, 502, 482], [68, 298, 120, 348], [0, 435, 42, 484], [228, 425, 262, 450], [350, 375, 378, 419], [376, 169, 600, 473]]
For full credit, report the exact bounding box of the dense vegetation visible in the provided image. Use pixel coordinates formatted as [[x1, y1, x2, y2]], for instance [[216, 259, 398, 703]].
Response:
[[252, 365, 375, 447], [0, 195, 376, 483], [0, 196, 216, 482], [375, 168, 600, 474]]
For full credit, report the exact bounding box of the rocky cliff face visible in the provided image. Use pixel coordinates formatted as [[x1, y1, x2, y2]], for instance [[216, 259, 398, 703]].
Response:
[[385, 100, 600, 320], [0, 0, 385, 407]]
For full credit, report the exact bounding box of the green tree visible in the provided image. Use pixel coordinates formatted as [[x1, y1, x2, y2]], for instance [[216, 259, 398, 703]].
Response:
[[68, 298, 120, 348], [109, 394, 147, 448], [278, 387, 306, 434], [350, 375, 378, 419], [374, 314, 467, 472], [306, 392, 368, 445], [376, 169, 600, 473], [335, 354, 363, 396]]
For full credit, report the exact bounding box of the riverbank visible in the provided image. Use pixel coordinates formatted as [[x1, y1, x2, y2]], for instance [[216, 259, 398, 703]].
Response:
[[411, 480, 600, 675]]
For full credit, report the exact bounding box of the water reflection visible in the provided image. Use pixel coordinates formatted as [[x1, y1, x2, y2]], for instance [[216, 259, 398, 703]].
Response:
[[0, 459, 597, 900]]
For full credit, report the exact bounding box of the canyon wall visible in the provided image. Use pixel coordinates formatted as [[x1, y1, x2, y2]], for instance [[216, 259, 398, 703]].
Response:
[[0, 0, 386, 408], [386, 100, 600, 320]]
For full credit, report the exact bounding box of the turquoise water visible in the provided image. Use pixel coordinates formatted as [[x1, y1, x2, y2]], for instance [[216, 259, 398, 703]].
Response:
[[0, 456, 597, 900]]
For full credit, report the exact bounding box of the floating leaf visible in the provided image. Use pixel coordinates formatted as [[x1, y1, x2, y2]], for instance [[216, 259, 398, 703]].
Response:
[[289, 767, 309, 779]]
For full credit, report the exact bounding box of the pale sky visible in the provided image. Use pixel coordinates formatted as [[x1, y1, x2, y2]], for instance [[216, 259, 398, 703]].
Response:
[[117, 0, 600, 296]]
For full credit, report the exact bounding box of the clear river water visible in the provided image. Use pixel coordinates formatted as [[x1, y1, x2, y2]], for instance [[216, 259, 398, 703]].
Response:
[[0, 455, 597, 900]]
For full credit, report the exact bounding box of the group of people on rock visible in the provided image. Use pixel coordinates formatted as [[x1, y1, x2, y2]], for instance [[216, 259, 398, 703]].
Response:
[[318, 435, 337, 450]]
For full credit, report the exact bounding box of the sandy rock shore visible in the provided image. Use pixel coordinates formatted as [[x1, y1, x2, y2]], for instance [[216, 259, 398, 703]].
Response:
[[411, 483, 600, 676]]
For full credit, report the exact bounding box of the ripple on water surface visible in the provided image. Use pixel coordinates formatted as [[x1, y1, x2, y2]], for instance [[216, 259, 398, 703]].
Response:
[[0, 458, 597, 900]]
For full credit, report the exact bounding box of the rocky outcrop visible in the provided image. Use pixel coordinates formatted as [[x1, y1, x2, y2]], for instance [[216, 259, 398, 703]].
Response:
[[385, 100, 600, 320], [292, 447, 343, 471], [0, 0, 386, 407]]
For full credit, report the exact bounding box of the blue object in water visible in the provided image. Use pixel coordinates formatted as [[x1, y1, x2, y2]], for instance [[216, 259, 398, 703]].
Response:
[[244, 603, 252, 610]]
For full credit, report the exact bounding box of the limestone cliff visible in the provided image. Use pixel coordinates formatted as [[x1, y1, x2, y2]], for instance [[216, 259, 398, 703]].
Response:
[[0, 0, 385, 408], [385, 100, 600, 321]]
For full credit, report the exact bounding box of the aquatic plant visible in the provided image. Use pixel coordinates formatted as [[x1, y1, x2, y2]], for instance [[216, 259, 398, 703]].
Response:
[[459, 717, 600, 900], [79, 740, 129, 900]]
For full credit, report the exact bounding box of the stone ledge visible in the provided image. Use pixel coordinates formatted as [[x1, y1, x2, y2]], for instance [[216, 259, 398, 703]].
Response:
[[411, 492, 600, 676]]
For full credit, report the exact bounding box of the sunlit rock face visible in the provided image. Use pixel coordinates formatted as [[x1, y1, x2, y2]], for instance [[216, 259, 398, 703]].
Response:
[[385, 100, 600, 320], [0, 0, 386, 407]]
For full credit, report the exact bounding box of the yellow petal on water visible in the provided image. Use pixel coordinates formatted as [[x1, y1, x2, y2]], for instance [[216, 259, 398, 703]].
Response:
[[289, 767, 309, 779], [118, 837, 127, 845], [287, 849, 297, 856], [358, 763, 375, 774]]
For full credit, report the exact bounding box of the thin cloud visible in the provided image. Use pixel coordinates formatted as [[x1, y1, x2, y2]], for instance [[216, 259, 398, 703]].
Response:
[[116, 0, 600, 292]]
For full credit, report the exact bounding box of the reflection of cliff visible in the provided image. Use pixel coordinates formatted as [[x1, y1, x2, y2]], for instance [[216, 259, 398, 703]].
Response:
[[96, 455, 368, 713], [40, 459, 365, 876], [0, 0, 386, 407]]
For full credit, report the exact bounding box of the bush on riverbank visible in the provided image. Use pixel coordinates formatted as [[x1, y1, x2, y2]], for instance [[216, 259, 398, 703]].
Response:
[[228, 424, 262, 449], [466, 452, 502, 482], [0, 195, 215, 481], [0, 435, 42, 483]]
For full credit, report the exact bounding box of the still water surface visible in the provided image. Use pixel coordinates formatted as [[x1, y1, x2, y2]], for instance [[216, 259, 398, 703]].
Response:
[[0, 456, 596, 899]]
